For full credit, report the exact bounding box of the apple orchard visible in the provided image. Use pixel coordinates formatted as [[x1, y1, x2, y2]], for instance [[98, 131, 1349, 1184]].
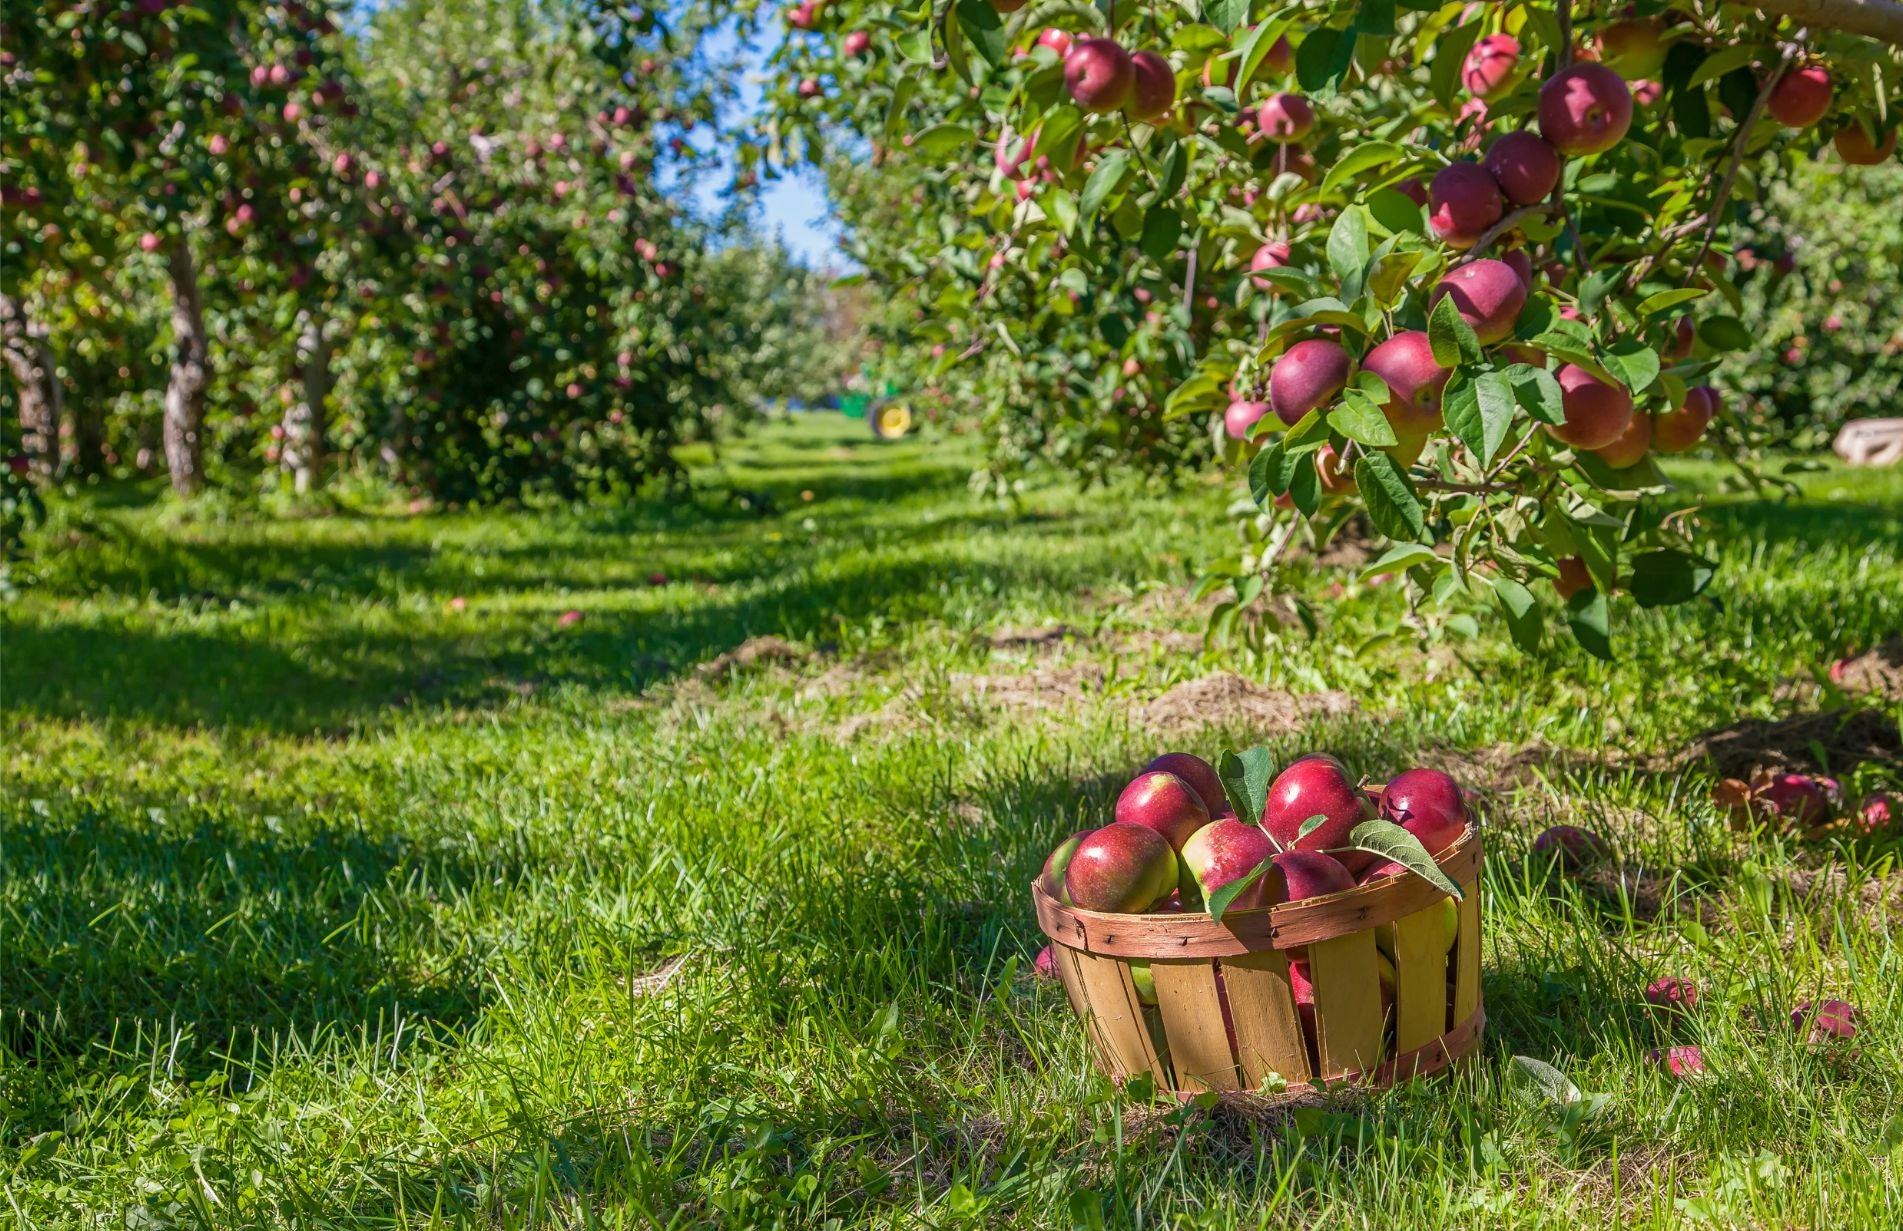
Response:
[[755, 1, 1903, 656]]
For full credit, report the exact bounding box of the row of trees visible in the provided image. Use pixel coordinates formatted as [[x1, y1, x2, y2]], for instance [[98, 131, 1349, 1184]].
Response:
[[2, 0, 856, 511], [747, 0, 1903, 654]]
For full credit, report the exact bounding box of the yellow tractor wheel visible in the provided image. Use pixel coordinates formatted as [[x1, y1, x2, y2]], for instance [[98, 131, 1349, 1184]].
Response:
[[869, 401, 913, 441]]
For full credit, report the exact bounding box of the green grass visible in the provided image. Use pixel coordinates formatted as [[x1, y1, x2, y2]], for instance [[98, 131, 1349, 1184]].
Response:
[[4, 415, 1901, 1227]]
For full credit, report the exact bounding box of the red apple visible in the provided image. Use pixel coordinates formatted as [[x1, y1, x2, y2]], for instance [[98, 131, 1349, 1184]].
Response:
[[1065, 38, 1135, 114], [1593, 408, 1653, 469], [1378, 768, 1468, 855], [1553, 556, 1593, 599], [1483, 130, 1562, 206], [1256, 93, 1315, 143], [1039, 829, 1091, 902], [1142, 752, 1230, 817], [1263, 755, 1370, 853], [1126, 50, 1176, 122], [1853, 790, 1895, 834], [1036, 28, 1074, 59], [1758, 773, 1832, 827], [1249, 240, 1291, 290], [1263, 848, 1356, 902], [1533, 824, 1609, 871], [1768, 65, 1833, 129], [1653, 1045, 1706, 1078], [1654, 385, 1717, 453], [1428, 161, 1505, 248], [1502, 247, 1535, 289], [1433, 259, 1527, 344], [1034, 944, 1060, 979], [1268, 339, 1351, 425], [1547, 363, 1634, 450], [1538, 63, 1633, 155], [1224, 399, 1271, 441], [1644, 976, 1697, 1012], [1179, 819, 1277, 910], [138, 232, 162, 253], [1462, 34, 1520, 100], [1115, 771, 1211, 851], [1791, 998, 1857, 1043], [1835, 123, 1898, 165], [843, 31, 871, 58], [1064, 823, 1179, 913], [1361, 330, 1450, 434]]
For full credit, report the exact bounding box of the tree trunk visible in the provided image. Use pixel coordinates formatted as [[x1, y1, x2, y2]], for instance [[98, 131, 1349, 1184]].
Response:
[[281, 312, 332, 494], [162, 239, 211, 497], [70, 395, 105, 476], [0, 292, 63, 479]]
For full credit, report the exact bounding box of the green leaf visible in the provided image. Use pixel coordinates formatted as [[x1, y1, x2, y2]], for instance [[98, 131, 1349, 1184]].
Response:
[[1326, 206, 1370, 286], [1283, 407, 1331, 453], [1206, 0, 1251, 35], [1345, 819, 1463, 899], [1290, 454, 1321, 515], [1079, 152, 1131, 224], [1508, 364, 1566, 426], [1600, 340, 1661, 394], [1363, 544, 1439, 576], [897, 27, 933, 64], [1158, 141, 1188, 199], [1443, 369, 1515, 466], [1507, 1056, 1583, 1108], [1359, 0, 1397, 38], [953, 0, 1006, 69], [1367, 186, 1425, 236], [1428, 293, 1484, 368], [1690, 43, 1763, 88], [1630, 550, 1716, 608], [1320, 141, 1407, 196], [1217, 746, 1276, 831], [1635, 287, 1708, 317], [1331, 395, 1399, 446], [1295, 26, 1341, 93], [910, 123, 976, 160], [1206, 852, 1274, 922], [1429, 22, 1482, 111], [1297, 813, 1331, 841], [1249, 440, 1291, 504], [1235, 17, 1293, 87], [1493, 578, 1542, 653], [1565, 588, 1612, 661], [1140, 206, 1183, 263], [1354, 452, 1427, 542], [1698, 315, 1752, 352]]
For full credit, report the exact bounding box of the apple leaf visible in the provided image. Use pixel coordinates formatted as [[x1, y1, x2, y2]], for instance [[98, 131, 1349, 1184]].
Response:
[[1630, 549, 1716, 608], [1297, 813, 1330, 841], [1354, 452, 1427, 543], [1361, 543, 1439, 577], [1206, 851, 1275, 923], [1079, 152, 1131, 224], [910, 124, 977, 160], [1320, 140, 1407, 196], [1249, 439, 1294, 504], [1443, 369, 1514, 467], [1345, 819, 1463, 899], [1600, 340, 1661, 394], [1282, 407, 1332, 453], [1331, 394, 1399, 447], [1493, 577, 1542, 653], [1205, 0, 1251, 34], [1289, 453, 1321, 515], [1235, 17, 1293, 87], [1508, 363, 1566, 426], [1698, 315, 1752, 352], [952, 0, 1006, 70], [1217, 745, 1276, 830], [1140, 205, 1183, 263], [1428, 293, 1484, 369], [1636, 287, 1708, 317], [1565, 588, 1613, 661], [1429, 23, 1482, 111], [1327, 206, 1370, 287]]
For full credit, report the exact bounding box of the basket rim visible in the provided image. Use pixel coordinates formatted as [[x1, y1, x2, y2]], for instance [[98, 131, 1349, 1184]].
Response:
[[1034, 824, 1482, 958]]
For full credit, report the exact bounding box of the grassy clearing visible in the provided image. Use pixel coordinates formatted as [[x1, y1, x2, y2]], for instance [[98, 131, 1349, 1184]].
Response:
[[4, 415, 1901, 1227]]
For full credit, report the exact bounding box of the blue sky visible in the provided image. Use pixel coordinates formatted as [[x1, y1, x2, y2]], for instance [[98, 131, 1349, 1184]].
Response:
[[695, 22, 844, 269]]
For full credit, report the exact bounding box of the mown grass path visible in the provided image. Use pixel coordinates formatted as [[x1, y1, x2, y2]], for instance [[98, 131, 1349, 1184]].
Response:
[[5, 417, 1901, 1226]]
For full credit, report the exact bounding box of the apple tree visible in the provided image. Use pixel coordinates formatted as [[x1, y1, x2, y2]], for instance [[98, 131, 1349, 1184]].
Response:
[[750, 0, 1903, 655]]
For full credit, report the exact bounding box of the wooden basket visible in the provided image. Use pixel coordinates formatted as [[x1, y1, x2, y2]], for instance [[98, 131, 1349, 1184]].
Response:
[[1033, 825, 1484, 1095]]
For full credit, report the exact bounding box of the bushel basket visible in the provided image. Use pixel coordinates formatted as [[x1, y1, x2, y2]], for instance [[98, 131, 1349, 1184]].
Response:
[[1033, 825, 1484, 1096]]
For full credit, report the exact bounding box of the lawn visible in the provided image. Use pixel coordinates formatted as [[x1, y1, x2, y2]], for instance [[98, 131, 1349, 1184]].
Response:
[[4, 414, 1902, 1227]]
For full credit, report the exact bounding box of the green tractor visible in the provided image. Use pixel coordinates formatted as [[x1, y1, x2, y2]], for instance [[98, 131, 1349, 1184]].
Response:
[[838, 378, 914, 441]]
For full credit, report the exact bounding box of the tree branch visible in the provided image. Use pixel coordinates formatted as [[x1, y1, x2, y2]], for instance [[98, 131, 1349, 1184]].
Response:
[[1754, 0, 1903, 46], [1694, 43, 1797, 271], [1452, 203, 1560, 265]]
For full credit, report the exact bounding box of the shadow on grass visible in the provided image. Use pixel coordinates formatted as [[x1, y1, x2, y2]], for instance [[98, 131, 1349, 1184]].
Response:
[[1, 809, 496, 1069]]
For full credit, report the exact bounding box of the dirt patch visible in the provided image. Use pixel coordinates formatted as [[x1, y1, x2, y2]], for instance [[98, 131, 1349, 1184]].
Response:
[[1834, 637, 1903, 703], [1314, 518, 1378, 570], [629, 955, 689, 998], [1580, 862, 1725, 925], [954, 664, 1106, 711], [695, 635, 811, 679], [1675, 706, 1901, 778], [1779, 864, 1903, 922], [1142, 673, 1356, 737]]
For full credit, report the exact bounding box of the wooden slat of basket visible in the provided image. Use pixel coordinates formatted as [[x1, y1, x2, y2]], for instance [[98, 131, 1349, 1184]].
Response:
[[1051, 940, 1091, 1022], [1452, 877, 1483, 1029], [1220, 950, 1311, 1088], [1032, 828, 1482, 959], [1308, 929, 1385, 1077], [1148, 960, 1242, 1093], [1066, 950, 1168, 1086], [1390, 904, 1452, 1056]]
